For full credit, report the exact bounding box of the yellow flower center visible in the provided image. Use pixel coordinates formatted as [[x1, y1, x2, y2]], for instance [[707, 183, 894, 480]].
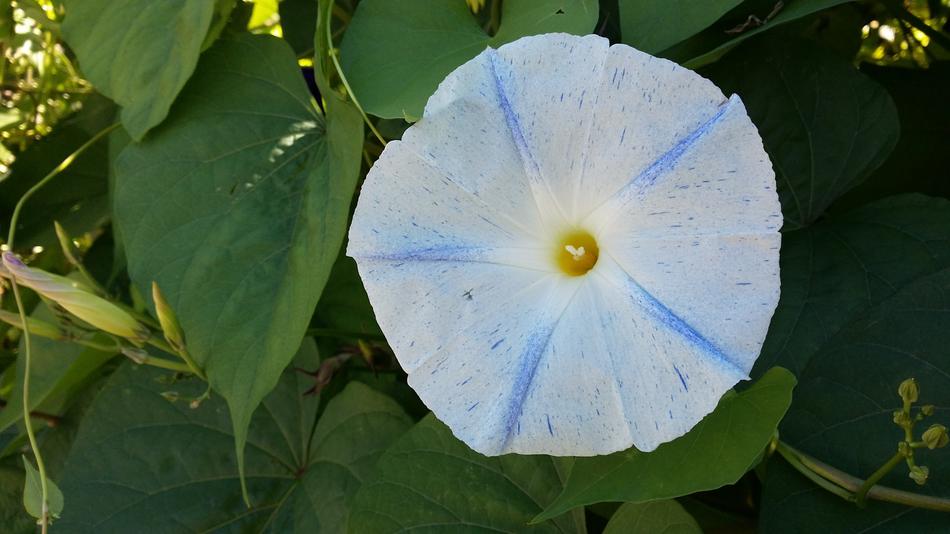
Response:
[[555, 229, 599, 276]]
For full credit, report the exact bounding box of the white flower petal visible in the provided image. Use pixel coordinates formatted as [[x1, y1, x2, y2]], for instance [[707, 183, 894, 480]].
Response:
[[355, 259, 549, 375], [348, 33, 782, 457]]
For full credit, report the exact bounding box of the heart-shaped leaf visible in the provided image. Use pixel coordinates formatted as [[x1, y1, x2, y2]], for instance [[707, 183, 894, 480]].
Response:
[[114, 33, 363, 487], [349, 414, 586, 533], [603, 501, 701, 534], [619, 0, 742, 54], [56, 341, 413, 531], [705, 36, 899, 230]]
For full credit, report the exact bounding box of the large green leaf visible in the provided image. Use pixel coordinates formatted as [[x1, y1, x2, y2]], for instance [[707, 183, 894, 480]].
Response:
[[619, 0, 741, 54], [534, 367, 796, 522], [603, 501, 701, 534], [113, 33, 363, 489], [56, 341, 413, 531], [0, 304, 115, 434], [761, 267, 950, 532], [348, 414, 585, 533], [753, 195, 950, 378], [705, 36, 898, 230], [60, 0, 218, 140], [339, 0, 599, 119]]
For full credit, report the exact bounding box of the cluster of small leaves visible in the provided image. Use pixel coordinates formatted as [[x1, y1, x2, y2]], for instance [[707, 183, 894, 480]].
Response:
[[0, 0, 948, 533]]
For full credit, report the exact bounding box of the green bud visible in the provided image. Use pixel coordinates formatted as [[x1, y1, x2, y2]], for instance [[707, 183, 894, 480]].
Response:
[[898, 378, 919, 404], [898, 441, 912, 456], [922, 424, 949, 450], [160, 391, 179, 403], [121, 347, 148, 365], [909, 465, 929, 486], [2, 252, 149, 343], [921, 405, 935, 416], [0, 309, 63, 340], [53, 221, 80, 267], [893, 410, 911, 427], [151, 282, 185, 353]]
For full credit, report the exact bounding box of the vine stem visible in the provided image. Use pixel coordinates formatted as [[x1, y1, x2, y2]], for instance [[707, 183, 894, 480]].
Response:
[[854, 452, 905, 508], [776, 440, 950, 512], [324, 0, 387, 147], [5, 121, 120, 532]]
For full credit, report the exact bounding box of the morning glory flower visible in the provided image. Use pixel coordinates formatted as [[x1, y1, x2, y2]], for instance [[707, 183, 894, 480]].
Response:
[[347, 33, 781, 456]]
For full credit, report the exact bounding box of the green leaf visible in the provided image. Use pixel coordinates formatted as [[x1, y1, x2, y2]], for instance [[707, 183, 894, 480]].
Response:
[[114, 33, 362, 493], [348, 414, 585, 533], [339, 0, 599, 119], [704, 36, 898, 230], [680, 0, 855, 68], [603, 501, 701, 534], [56, 341, 413, 531], [761, 267, 950, 532], [619, 0, 742, 54], [0, 304, 115, 435], [534, 367, 796, 522], [314, 254, 381, 337], [60, 0, 220, 140], [21, 456, 64, 520], [754, 195, 950, 378]]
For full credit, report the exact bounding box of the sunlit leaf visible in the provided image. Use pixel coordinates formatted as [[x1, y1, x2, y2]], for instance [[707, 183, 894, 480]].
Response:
[[113, 34, 363, 490], [61, 0, 218, 140]]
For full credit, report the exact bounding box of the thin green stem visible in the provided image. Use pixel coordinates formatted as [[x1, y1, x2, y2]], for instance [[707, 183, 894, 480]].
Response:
[[325, 0, 387, 146], [137, 354, 192, 373], [9, 282, 50, 532], [777, 441, 950, 512], [146, 336, 205, 379], [855, 451, 905, 507], [7, 122, 120, 246], [775, 441, 855, 502]]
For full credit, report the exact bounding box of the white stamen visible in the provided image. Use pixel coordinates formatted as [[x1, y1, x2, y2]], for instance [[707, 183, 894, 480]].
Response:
[[565, 245, 586, 261]]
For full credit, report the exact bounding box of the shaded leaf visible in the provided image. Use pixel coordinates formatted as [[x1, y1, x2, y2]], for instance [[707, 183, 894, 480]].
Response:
[[619, 0, 741, 54], [603, 501, 701, 534], [754, 194, 950, 378], [280, 0, 319, 55], [534, 368, 795, 521], [679, 0, 855, 67], [0, 304, 115, 434], [57, 341, 412, 531], [705, 36, 898, 229], [114, 34, 362, 484], [348, 414, 584, 533], [761, 267, 950, 532], [61, 0, 219, 140], [339, 0, 599, 119]]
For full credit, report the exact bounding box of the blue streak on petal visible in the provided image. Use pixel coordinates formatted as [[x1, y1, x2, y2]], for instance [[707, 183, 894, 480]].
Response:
[[673, 365, 688, 391], [486, 49, 543, 184], [621, 269, 747, 378], [614, 95, 738, 202]]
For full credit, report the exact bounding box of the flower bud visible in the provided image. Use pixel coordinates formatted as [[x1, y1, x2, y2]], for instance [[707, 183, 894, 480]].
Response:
[[898, 378, 919, 404], [53, 221, 80, 267], [909, 465, 929, 485], [922, 424, 949, 450], [0, 309, 63, 340], [893, 410, 911, 427], [921, 405, 935, 417], [151, 282, 185, 353], [2, 252, 149, 343], [121, 346, 149, 364]]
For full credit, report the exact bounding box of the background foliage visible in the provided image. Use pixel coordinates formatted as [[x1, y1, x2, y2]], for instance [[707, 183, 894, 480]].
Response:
[[1, 0, 949, 532]]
